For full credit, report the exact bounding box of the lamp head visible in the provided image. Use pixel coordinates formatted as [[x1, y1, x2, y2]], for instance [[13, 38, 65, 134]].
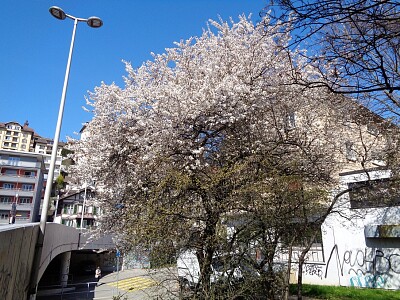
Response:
[[87, 17, 103, 28], [49, 6, 66, 20]]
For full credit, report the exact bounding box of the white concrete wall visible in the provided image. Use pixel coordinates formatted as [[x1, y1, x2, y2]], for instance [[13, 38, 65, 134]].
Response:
[[296, 170, 400, 289]]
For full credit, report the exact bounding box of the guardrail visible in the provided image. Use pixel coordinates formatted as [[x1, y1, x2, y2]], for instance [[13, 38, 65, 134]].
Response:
[[0, 187, 35, 192], [37, 281, 124, 299], [0, 173, 37, 179]]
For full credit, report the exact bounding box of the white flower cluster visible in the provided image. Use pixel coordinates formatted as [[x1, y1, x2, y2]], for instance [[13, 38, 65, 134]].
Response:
[[68, 14, 353, 238]]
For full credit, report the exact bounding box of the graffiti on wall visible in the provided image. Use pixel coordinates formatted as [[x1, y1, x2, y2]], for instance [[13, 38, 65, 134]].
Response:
[[325, 245, 400, 276], [349, 273, 386, 288], [281, 247, 325, 264], [303, 264, 324, 279], [285, 243, 399, 288], [305, 245, 400, 288]]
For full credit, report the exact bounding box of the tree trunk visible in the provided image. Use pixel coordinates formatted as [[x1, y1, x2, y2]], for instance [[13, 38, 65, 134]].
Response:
[[297, 256, 304, 300], [297, 230, 319, 300], [283, 241, 294, 300], [198, 209, 218, 299]]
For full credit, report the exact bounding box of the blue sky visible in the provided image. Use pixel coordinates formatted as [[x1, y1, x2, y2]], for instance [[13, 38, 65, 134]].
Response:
[[0, 0, 266, 141]]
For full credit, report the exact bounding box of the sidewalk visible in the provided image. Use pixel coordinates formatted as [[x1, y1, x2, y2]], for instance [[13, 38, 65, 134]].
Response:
[[94, 268, 176, 300], [98, 268, 152, 284], [97, 270, 321, 300]]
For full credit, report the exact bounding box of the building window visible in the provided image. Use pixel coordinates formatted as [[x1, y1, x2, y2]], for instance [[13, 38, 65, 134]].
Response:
[[3, 183, 15, 189], [12, 137, 18, 142], [4, 169, 17, 175], [24, 171, 35, 177], [6, 131, 12, 135], [0, 213, 9, 220], [345, 141, 356, 161], [0, 197, 13, 203], [3, 142, 9, 147], [19, 197, 32, 204], [16, 211, 30, 220], [349, 178, 400, 209], [6, 124, 21, 130], [64, 204, 74, 214], [21, 184, 34, 191], [8, 156, 20, 166], [5, 136, 11, 140], [11, 143, 17, 148], [21, 144, 27, 149]]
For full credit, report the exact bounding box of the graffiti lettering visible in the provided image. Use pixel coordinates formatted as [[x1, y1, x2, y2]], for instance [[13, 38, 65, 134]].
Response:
[[325, 245, 400, 278], [303, 264, 323, 279], [322, 245, 400, 288], [350, 274, 386, 288]]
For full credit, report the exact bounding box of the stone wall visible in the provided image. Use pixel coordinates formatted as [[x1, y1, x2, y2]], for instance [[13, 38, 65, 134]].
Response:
[[0, 223, 115, 300], [0, 224, 39, 300]]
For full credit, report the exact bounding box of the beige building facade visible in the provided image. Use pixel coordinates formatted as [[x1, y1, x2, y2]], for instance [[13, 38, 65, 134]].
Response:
[[0, 121, 35, 152]]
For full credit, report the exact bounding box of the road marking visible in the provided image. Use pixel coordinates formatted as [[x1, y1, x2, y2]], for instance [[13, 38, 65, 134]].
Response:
[[106, 276, 157, 292]]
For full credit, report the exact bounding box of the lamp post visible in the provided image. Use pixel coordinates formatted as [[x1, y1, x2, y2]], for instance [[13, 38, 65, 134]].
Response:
[[80, 182, 88, 232], [40, 8, 102, 232], [29, 7, 102, 299]]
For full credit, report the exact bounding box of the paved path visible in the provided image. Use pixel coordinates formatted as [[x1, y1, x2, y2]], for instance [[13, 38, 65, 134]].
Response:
[[93, 268, 178, 299], [37, 268, 178, 300], [38, 268, 320, 300]]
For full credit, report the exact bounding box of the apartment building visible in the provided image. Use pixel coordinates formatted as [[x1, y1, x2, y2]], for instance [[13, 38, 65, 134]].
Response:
[[54, 186, 100, 229], [0, 149, 45, 224], [0, 121, 35, 152], [34, 136, 66, 179], [0, 121, 66, 180]]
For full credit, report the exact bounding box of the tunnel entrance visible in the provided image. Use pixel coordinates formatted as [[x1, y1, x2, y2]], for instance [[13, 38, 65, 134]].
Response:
[[38, 249, 117, 288]]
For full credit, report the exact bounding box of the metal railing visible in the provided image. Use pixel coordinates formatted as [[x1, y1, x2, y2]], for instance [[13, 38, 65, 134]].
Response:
[[0, 187, 35, 192], [0, 173, 37, 179], [37, 281, 125, 299]]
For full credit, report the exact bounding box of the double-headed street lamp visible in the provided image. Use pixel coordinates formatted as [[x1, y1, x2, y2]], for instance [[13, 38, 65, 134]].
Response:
[[30, 7, 102, 300], [40, 8, 102, 231]]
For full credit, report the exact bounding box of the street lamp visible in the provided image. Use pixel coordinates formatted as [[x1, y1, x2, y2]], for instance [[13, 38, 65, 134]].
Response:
[[30, 7, 102, 300], [40, 5, 102, 234], [49, 6, 103, 28]]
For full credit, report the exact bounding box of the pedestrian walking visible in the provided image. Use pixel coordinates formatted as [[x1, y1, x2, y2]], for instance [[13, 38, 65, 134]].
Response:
[[95, 266, 101, 285]]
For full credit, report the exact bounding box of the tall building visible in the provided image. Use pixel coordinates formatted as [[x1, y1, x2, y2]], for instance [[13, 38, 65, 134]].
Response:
[[0, 121, 66, 179], [0, 149, 45, 224], [33, 135, 66, 179], [0, 121, 35, 152], [0, 121, 69, 224]]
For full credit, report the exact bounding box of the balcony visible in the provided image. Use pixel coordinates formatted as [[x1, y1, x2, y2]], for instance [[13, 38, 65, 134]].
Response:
[[0, 158, 42, 169], [0, 187, 35, 197], [76, 213, 96, 220], [0, 203, 33, 211], [0, 174, 37, 183], [0, 216, 31, 224]]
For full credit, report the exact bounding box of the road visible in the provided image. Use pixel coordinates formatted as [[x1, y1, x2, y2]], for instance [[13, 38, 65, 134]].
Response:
[[37, 268, 179, 300]]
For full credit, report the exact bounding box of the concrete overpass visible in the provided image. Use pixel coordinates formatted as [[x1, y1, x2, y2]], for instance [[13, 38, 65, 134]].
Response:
[[0, 223, 115, 300]]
